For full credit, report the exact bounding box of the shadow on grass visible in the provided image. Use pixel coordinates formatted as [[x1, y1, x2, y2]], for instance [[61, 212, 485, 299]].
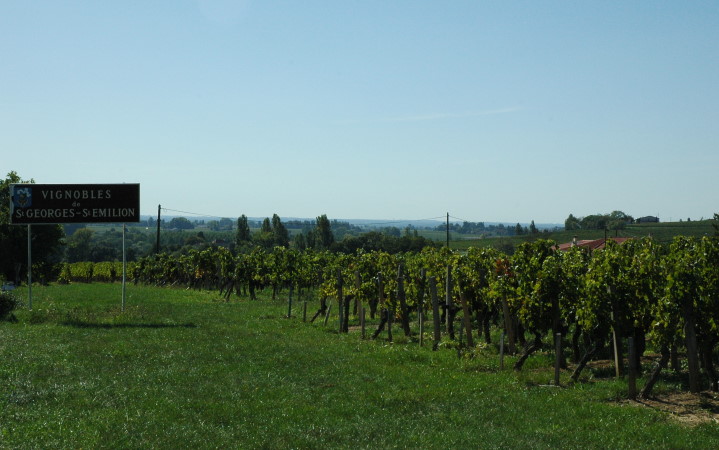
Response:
[[61, 320, 197, 329]]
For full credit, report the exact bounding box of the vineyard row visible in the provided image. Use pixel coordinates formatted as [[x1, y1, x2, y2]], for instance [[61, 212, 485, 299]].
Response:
[[56, 236, 719, 396]]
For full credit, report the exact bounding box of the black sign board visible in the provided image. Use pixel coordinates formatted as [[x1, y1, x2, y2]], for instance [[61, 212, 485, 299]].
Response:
[[9, 183, 140, 224]]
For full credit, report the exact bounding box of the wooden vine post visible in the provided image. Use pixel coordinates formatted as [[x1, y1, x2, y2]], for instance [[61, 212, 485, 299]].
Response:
[[554, 333, 562, 386], [355, 270, 365, 338], [683, 300, 701, 393], [459, 291, 474, 348], [418, 268, 427, 346], [628, 336, 637, 399], [379, 271, 386, 340], [501, 294, 515, 355], [337, 268, 345, 333], [287, 284, 293, 318], [377, 272, 384, 319], [429, 276, 441, 351], [387, 303, 394, 343], [354, 270, 361, 317], [500, 332, 505, 370], [343, 294, 351, 333], [360, 305, 366, 339], [371, 272, 392, 342], [445, 265, 455, 340], [610, 308, 622, 378], [324, 303, 332, 326], [397, 263, 411, 337]]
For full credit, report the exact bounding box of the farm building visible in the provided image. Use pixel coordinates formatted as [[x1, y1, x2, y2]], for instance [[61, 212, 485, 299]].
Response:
[[636, 216, 660, 223]]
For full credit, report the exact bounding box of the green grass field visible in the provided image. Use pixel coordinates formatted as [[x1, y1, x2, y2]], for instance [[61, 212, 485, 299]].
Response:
[[2, 284, 718, 448]]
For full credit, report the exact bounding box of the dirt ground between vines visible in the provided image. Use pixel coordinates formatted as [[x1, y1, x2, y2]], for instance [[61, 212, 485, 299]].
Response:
[[623, 391, 719, 426], [584, 359, 719, 426]]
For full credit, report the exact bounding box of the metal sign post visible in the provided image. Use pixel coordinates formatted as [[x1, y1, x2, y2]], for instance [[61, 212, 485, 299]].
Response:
[[122, 224, 127, 311], [27, 224, 32, 310]]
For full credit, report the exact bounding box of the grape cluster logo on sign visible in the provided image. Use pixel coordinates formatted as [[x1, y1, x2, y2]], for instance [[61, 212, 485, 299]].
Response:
[[12, 187, 32, 209]]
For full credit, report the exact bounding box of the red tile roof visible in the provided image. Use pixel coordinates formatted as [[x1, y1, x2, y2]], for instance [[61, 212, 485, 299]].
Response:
[[556, 237, 632, 251]]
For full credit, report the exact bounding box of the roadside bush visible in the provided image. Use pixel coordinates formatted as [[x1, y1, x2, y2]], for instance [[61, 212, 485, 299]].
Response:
[[57, 263, 72, 284], [0, 291, 20, 322]]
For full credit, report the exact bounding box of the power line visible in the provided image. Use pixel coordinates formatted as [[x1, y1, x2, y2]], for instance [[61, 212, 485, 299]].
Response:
[[448, 214, 475, 223], [160, 207, 228, 219], [358, 216, 447, 227]]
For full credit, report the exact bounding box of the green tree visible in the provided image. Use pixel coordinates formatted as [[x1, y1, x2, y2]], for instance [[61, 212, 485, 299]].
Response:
[[565, 214, 580, 231], [260, 218, 272, 233], [608, 210, 632, 230], [0, 172, 65, 283], [271, 214, 290, 248], [218, 218, 233, 230], [529, 220, 538, 234], [169, 217, 194, 230], [294, 232, 307, 251], [90, 241, 118, 262], [305, 229, 317, 249], [256, 217, 275, 250], [235, 215, 252, 252], [315, 214, 334, 250], [66, 228, 94, 262]]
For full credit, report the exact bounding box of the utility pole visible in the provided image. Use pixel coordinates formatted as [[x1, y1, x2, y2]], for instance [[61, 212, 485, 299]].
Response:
[[156, 204, 161, 254]]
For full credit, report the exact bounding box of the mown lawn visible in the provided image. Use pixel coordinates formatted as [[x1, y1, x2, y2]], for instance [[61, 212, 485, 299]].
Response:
[[1, 283, 718, 449]]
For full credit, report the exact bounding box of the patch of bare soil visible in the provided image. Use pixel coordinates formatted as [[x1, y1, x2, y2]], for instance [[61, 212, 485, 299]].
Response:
[[580, 357, 719, 425], [625, 392, 719, 426]]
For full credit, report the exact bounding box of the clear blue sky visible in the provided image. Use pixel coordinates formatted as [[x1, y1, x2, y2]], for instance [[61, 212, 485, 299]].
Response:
[[2, 1, 718, 224]]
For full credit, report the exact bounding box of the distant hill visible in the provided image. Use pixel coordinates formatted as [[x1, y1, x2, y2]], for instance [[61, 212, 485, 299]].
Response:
[[333, 219, 563, 230], [141, 215, 562, 230]]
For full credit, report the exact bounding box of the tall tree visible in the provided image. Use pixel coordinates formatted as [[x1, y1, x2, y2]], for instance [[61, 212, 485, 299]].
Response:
[[294, 232, 307, 251], [235, 215, 251, 243], [66, 228, 94, 262], [256, 217, 275, 249], [564, 214, 580, 231], [235, 214, 252, 253], [305, 229, 317, 249], [315, 214, 334, 250], [271, 214, 290, 248], [260, 218, 272, 233]]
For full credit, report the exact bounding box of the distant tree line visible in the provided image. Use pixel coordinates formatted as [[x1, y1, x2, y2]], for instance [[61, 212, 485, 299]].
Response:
[[436, 220, 548, 237], [233, 214, 436, 254], [564, 211, 634, 231]]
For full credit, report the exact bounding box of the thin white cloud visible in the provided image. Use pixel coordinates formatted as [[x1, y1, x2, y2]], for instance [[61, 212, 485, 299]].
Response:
[[381, 106, 525, 123], [333, 106, 524, 125]]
